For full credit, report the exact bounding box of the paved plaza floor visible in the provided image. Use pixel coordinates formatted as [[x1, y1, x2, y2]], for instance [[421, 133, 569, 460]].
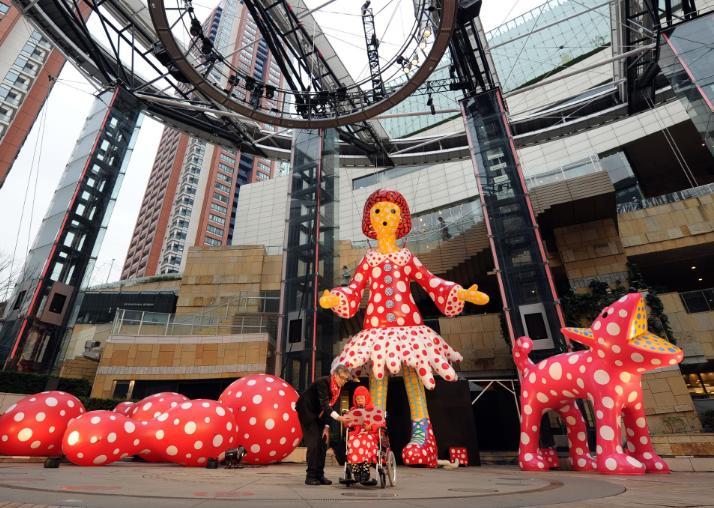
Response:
[[0, 461, 712, 508]]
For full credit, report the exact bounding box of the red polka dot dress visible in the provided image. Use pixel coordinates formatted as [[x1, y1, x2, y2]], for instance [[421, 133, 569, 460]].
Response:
[[331, 248, 464, 389]]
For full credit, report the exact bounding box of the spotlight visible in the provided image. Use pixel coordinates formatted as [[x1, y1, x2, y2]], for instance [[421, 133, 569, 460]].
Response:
[[426, 94, 435, 114], [223, 446, 247, 469], [265, 85, 276, 99], [337, 86, 347, 100], [190, 18, 203, 37], [419, 40, 427, 49], [244, 76, 256, 92], [228, 74, 239, 86], [423, 28, 432, 38], [318, 90, 329, 104], [396, 56, 406, 66], [201, 38, 213, 55], [699, 278, 703, 282], [412, 55, 419, 66], [691, 266, 696, 270]]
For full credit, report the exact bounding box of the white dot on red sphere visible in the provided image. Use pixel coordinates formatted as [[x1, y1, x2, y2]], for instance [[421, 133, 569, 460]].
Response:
[[166, 446, 178, 456], [265, 419, 275, 430], [252, 395, 262, 404], [249, 417, 257, 425], [194, 440, 203, 449], [213, 435, 224, 447], [216, 406, 226, 416], [247, 380, 256, 386], [45, 397, 58, 407], [251, 444, 260, 453]]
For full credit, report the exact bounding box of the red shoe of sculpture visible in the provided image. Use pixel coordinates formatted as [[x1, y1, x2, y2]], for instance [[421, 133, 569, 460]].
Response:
[[402, 418, 438, 468]]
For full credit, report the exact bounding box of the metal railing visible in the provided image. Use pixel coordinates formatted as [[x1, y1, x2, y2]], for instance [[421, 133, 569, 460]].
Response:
[[111, 308, 277, 337], [617, 182, 714, 214]]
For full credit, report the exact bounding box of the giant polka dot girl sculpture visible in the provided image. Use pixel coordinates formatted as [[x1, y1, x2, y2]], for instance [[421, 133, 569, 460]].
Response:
[[320, 189, 489, 467]]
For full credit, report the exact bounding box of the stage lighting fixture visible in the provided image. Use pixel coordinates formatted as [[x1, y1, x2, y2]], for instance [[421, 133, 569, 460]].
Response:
[[223, 446, 247, 468], [190, 18, 203, 37], [200, 38, 213, 55], [265, 85, 276, 99], [244, 76, 256, 92]]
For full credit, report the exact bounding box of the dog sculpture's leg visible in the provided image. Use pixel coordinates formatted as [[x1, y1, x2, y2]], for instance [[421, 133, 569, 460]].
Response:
[[622, 404, 670, 473], [557, 402, 596, 471], [594, 400, 646, 474], [518, 399, 548, 471]]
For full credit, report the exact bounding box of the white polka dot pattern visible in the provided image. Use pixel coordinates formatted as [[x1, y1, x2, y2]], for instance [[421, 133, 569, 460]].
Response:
[[513, 293, 682, 475], [218, 374, 301, 464], [0, 391, 84, 457]]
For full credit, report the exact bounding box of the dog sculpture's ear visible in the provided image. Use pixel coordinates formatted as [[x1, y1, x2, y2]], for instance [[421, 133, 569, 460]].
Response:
[[561, 327, 597, 348]]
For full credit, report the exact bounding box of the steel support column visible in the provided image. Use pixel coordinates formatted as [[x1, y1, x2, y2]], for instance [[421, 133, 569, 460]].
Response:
[[0, 87, 142, 373], [278, 128, 339, 391]]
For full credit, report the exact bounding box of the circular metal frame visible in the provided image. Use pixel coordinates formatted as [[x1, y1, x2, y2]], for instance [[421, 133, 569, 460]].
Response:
[[149, 0, 457, 128]]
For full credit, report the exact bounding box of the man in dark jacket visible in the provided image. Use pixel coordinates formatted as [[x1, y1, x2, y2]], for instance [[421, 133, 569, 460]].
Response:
[[296, 364, 353, 485]]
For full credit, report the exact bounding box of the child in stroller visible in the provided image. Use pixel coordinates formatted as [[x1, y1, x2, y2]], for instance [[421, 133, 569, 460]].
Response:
[[342, 386, 384, 486]]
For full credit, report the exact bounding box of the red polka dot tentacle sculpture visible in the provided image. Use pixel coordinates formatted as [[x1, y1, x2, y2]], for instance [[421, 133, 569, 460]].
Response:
[[219, 374, 302, 464], [62, 400, 238, 467], [0, 391, 84, 456], [113, 401, 135, 416], [127, 392, 190, 462], [513, 292, 684, 475], [321, 189, 489, 467]]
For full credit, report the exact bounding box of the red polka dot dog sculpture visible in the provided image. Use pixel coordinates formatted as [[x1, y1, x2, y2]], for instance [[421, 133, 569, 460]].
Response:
[[513, 293, 684, 475], [321, 189, 489, 467]]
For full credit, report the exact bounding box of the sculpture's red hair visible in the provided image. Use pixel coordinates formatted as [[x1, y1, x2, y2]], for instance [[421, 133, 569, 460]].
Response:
[[362, 188, 412, 239]]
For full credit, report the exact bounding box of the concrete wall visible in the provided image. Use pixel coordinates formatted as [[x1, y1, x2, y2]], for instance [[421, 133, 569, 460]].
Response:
[[438, 313, 513, 376], [660, 291, 714, 363], [90, 333, 271, 399], [619, 193, 714, 256], [176, 245, 281, 316], [641, 367, 702, 434], [553, 218, 628, 290]]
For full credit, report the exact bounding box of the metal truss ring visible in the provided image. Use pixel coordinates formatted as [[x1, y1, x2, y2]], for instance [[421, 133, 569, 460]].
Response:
[[149, 0, 457, 129]]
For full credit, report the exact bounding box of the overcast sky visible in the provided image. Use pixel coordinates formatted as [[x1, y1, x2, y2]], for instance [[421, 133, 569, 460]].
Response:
[[0, 0, 547, 297]]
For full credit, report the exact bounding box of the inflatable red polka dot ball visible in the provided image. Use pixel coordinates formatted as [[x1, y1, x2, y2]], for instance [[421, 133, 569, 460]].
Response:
[[127, 392, 190, 462], [219, 374, 301, 464], [129, 392, 189, 421], [0, 391, 85, 456], [145, 399, 238, 467], [113, 401, 134, 416], [62, 410, 140, 466]]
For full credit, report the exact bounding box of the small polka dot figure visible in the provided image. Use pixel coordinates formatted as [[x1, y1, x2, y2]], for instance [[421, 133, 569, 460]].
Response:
[[513, 293, 684, 475], [219, 374, 302, 464], [321, 189, 489, 467], [0, 391, 85, 457]]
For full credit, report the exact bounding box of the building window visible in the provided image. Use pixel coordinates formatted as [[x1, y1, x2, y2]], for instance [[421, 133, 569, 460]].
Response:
[[207, 224, 224, 236], [208, 214, 226, 225], [217, 172, 231, 183], [211, 202, 228, 213], [204, 237, 222, 246], [214, 192, 229, 203], [219, 153, 236, 165], [218, 162, 234, 173], [256, 172, 269, 181], [215, 182, 231, 193]]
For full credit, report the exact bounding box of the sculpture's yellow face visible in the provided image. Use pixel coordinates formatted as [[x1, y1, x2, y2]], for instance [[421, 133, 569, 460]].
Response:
[[369, 201, 401, 239]]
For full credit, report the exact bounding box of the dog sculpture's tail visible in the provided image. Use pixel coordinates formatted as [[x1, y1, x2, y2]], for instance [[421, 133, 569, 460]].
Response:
[[512, 336, 535, 374]]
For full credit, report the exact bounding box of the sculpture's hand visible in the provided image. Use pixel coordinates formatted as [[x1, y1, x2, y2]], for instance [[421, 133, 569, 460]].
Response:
[[319, 289, 340, 309], [457, 284, 490, 305]]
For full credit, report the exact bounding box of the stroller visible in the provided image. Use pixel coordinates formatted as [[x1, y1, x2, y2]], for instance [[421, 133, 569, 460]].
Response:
[[338, 408, 397, 488]]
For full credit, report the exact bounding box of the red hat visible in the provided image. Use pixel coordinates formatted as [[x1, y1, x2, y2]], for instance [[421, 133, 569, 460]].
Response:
[[351, 386, 374, 410], [362, 188, 412, 240]]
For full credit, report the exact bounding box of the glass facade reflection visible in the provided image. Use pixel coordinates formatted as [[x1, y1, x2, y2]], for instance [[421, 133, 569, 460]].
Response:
[[486, 0, 611, 92], [280, 129, 339, 391], [0, 87, 141, 373], [659, 13, 714, 157], [462, 89, 566, 355]]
